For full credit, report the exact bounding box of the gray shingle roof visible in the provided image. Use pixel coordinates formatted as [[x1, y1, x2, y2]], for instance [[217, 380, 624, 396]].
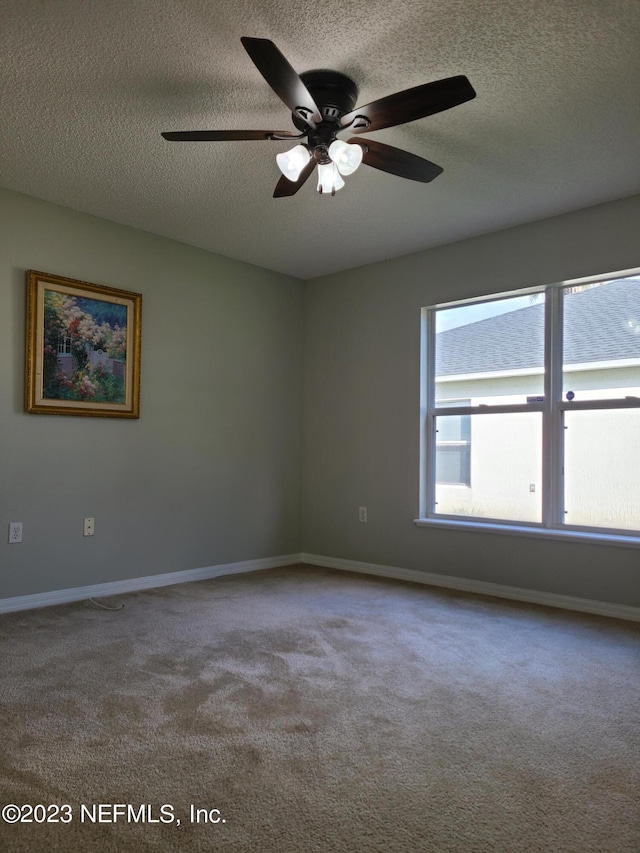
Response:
[[435, 279, 640, 377]]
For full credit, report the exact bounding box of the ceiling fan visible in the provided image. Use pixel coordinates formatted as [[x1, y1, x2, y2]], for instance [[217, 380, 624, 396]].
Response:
[[161, 37, 476, 198]]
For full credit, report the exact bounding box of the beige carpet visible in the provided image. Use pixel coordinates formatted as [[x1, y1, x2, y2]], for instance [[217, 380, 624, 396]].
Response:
[[1, 565, 639, 852]]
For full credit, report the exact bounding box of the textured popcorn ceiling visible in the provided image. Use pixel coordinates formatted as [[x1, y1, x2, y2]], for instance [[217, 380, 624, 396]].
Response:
[[2, 0, 639, 279]]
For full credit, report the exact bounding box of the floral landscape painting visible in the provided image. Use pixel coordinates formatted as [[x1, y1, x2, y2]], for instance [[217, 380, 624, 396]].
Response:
[[26, 271, 142, 418], [43, 291, 128, 403]]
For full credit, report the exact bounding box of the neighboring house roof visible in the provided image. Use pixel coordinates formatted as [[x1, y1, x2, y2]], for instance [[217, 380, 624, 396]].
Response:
[[436, 278, 640, 377]]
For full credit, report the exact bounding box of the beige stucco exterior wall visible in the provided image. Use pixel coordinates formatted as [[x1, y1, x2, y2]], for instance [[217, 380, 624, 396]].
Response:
[[435, 366, 640, 530]]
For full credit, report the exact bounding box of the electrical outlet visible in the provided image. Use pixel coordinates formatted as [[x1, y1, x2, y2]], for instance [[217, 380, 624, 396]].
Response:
[[358, 506, 368, 523], [8, 522, 23, 543], [83, 517, 95, 537]]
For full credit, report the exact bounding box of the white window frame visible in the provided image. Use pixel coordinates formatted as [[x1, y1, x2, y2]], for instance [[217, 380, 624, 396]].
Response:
[[416, 269, 640, 548]]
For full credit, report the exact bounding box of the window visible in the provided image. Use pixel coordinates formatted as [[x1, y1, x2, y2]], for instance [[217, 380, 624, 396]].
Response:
[[57, 335, 72, 354], [419, 272, 640, 540], [435, 405, 471, 486]]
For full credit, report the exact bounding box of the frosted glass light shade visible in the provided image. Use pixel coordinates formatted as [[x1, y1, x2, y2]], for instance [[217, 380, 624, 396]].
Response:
[[328, 139, 363, 176], [276, 145, 311, 182], [317, 162, 345, 194]]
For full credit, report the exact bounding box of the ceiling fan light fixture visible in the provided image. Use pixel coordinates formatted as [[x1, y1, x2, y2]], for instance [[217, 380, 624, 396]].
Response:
[[317, 162, 345, 195], [276, 144, 311, 182], [328, 139, 363, 176]]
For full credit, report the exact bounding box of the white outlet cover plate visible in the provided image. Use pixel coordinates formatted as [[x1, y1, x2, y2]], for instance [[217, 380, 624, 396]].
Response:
[[8, 522, 23, 543]]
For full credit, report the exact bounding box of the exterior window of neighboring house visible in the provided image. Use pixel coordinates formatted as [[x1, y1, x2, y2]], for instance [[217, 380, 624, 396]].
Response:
[[57, 335, 72, 354], [419, 272, 640, 539], [435, 403, 470, 486]]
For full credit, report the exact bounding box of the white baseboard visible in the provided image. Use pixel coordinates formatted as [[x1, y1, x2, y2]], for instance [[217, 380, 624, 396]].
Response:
[[3, 551, 638, 624], [0, 553, 304, 614], [301, 553, 640, 623]]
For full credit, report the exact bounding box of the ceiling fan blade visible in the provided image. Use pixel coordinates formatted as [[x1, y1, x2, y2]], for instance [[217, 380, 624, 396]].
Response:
[[273, 158, 317, 197], [161, 130, 301, 141], [350, 138, 443, 183], [341, 75, 476, 133], [241, 37, 322, 128]]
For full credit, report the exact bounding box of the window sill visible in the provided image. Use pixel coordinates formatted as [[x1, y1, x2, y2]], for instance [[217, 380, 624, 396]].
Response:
[[413, 517, 640, 549]]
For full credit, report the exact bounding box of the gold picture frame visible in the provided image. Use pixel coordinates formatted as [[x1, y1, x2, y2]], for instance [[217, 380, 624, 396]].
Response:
[[25, 270, 142, 418]]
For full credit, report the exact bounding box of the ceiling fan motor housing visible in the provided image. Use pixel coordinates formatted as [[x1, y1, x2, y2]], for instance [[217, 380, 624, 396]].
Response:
[[294, 70, 358, 126], [293, 70, 359, 161]]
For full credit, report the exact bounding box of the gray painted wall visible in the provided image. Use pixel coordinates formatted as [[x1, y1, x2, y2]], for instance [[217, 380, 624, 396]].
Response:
[[302, 195, 640, 608], [2, 188, 639, 608], [1, 189, 303, 598]]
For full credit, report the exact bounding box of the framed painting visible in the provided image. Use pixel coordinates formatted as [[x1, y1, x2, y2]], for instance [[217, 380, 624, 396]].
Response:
[[25, 270, 142, 418]]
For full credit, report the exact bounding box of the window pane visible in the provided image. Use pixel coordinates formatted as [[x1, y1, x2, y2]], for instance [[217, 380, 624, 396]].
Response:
[[435, 413, 542, 522], [562, 276, 640, 402], [435, 411, 471, 485], [435, 294, 545, 407], [564, 409, 640, 532], [437, 412, 470, 442], [436, 445, 471, 486]]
